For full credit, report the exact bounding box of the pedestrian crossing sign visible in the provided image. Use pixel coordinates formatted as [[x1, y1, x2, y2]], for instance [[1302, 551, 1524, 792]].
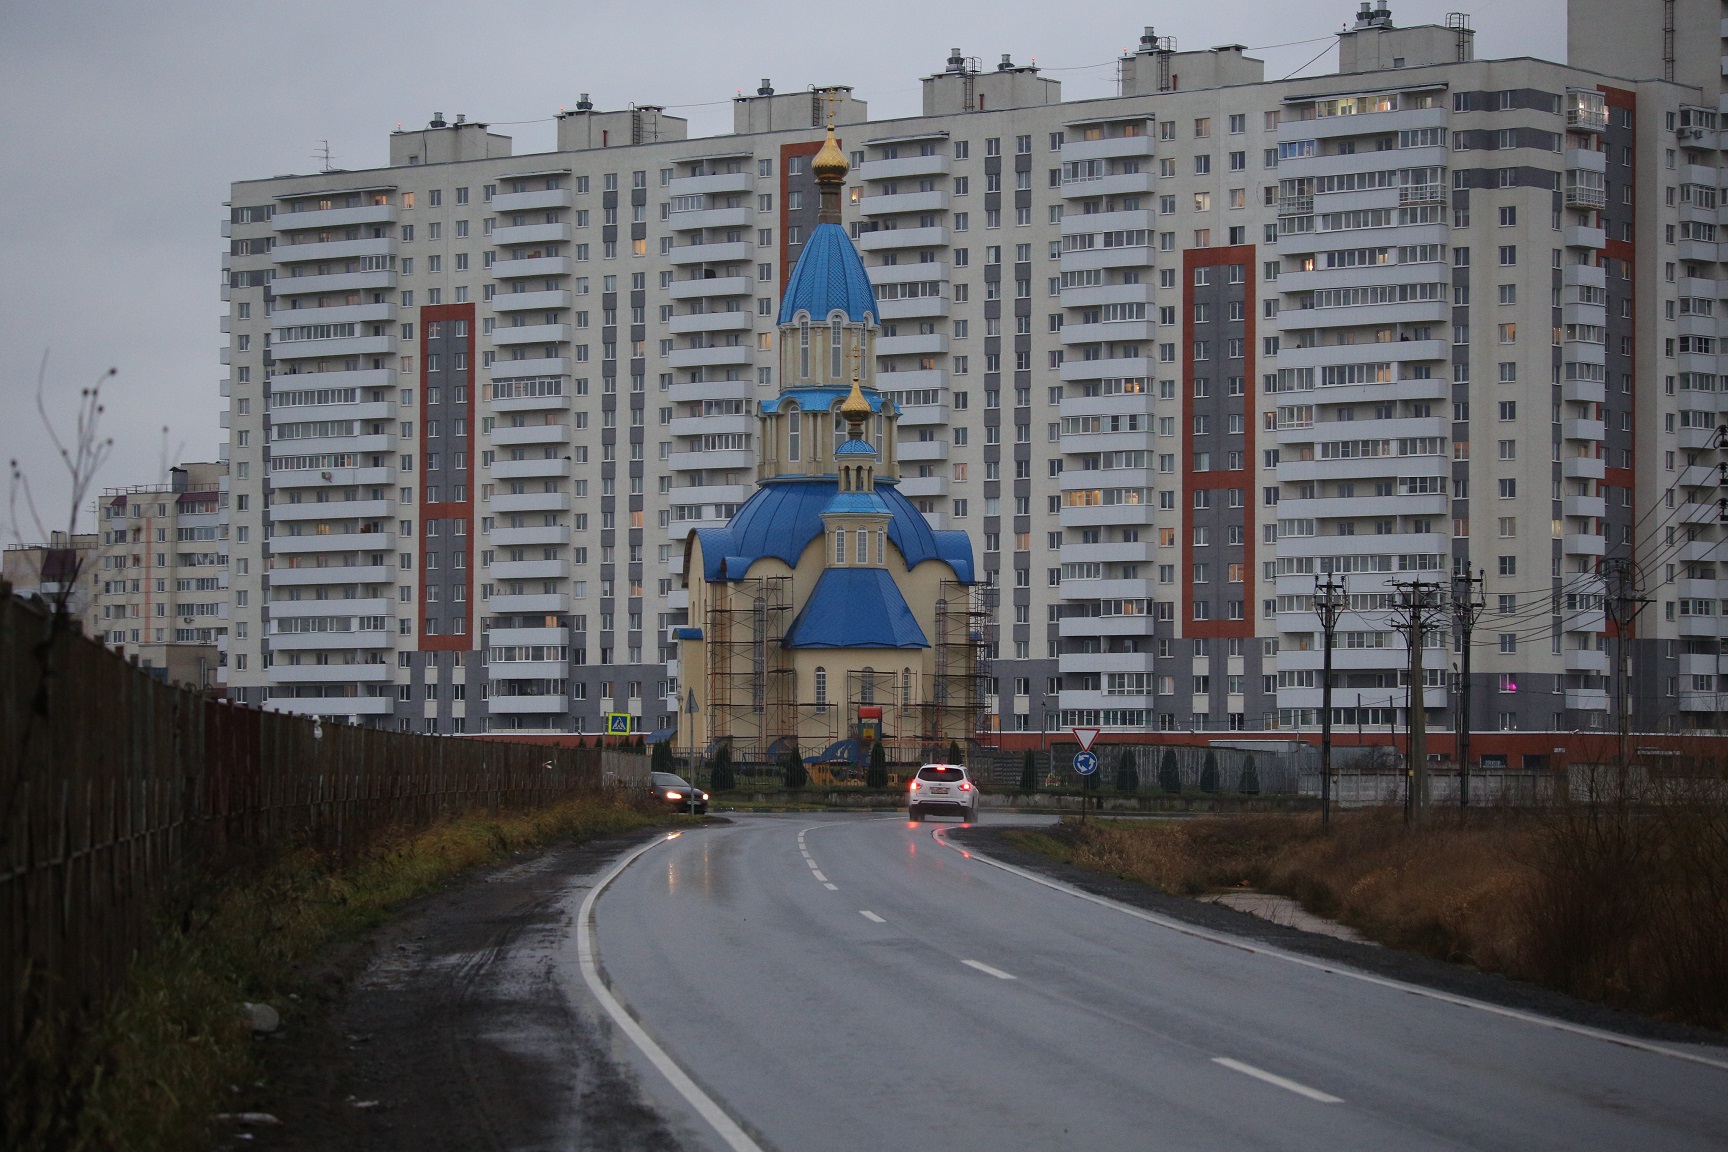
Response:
[[606, 712, 632, 735]]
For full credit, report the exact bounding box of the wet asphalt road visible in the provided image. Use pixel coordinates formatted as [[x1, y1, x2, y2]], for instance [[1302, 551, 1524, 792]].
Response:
[[581, 813, 1728, 1152]]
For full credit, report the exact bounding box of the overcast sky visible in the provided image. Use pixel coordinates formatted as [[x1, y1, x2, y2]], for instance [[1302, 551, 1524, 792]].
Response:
[[0, 0, 1566, 542]]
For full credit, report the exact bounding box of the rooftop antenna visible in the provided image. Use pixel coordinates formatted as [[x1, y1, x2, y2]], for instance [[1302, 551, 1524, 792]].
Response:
[[315, 140, 335, 171]]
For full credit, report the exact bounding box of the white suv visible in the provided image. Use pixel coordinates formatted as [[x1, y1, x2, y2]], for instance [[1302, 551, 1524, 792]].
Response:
[[907, 763, 980, 823]]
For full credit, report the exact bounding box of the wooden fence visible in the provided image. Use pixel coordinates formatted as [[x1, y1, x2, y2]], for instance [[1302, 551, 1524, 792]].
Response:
[[0, 590, 625, 1087]]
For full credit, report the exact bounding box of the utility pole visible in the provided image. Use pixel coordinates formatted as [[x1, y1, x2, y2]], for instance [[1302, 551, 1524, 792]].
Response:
[[1601, 556, 1652, 773], [1314, 575, 1346, 827], [1451, 568, 1485, 808], [1390, 579, 1444, 826]]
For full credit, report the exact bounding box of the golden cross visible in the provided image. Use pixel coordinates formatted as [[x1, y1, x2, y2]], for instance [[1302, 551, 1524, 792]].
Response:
[[849, 340, 862, 383]]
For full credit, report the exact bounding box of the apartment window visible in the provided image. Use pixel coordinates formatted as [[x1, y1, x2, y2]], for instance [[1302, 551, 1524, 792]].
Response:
[[1498, 245, 1516, 266]]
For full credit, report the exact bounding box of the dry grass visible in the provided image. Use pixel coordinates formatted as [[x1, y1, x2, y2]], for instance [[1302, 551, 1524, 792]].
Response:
[[5, 793, 670, 1152], [1025, 800, 1727, 1031]]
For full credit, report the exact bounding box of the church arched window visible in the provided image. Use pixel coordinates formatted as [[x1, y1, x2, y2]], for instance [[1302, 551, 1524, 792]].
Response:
[[833, 529, 846, 564], [901, 667, 912, 711], [830, 317, 843, 378], [860, 667, 876, 704], [876, 530, 885, 565], [799, 320, 810, 378], [786, 403, 801, 462], [814, 666, 828, 709], [856, 528, 867, 564]]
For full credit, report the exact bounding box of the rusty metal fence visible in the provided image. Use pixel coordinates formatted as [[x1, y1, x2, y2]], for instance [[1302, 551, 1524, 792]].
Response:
[[0, 591, 620, 1086]]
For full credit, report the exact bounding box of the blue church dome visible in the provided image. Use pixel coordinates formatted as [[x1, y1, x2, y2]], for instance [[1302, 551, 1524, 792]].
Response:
[[776, 222, 879, 325], [692, 477, 974, 584]]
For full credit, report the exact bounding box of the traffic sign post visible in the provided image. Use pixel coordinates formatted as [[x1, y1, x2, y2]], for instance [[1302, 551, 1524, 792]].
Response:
[[1071, 729, 1101, 821], [1073, 750, 1098, 824]]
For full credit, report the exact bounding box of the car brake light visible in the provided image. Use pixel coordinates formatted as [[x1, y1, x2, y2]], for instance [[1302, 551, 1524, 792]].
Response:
[[959, 781, 972, 791], [664, 790, 681, 800], [910, 780, 921, 791]]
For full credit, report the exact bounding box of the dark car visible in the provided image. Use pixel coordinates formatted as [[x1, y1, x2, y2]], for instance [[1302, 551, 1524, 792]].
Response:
[[650, 771, 709, 815]]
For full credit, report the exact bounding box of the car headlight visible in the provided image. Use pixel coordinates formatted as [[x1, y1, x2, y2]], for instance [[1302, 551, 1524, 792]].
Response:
[[701, 792, 709, 801], [665, 790, 681, 800]]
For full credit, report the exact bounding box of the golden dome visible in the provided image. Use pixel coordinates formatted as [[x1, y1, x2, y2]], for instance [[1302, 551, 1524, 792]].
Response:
[[840, 375, 871, 426], [812, 124, 849, 184]]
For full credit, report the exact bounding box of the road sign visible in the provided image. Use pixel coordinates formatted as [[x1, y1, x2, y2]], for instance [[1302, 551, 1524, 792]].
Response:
[[1073, 750, 1099, 776], [606, 712, 632, 735], [1072, 726, 1101, 752]]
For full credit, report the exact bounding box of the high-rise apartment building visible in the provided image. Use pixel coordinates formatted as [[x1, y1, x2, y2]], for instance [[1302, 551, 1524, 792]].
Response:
[[219, 3, 1728, 745], [89, 462, 228, 688]]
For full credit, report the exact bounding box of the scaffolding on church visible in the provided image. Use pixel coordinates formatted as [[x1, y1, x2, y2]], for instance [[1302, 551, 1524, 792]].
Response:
[[704, 575, 795, 762], [925, 579, 995, 747]]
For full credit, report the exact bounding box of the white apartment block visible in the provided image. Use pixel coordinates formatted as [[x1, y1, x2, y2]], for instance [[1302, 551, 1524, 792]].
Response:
[[218, 3, 1728, 743], [90, 462, 228, 688]]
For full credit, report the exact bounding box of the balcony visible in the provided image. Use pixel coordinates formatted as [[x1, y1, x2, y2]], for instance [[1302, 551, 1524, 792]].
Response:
[[892, 401, 950, 427], [268, 663, 393, 684], [485, 593, 571, 614], [1562, 418, 1606, 442], [491, 255, 574, 280], [1059, 356, 1154, 382], [1562, 455, 1605, 480], [491, 323, 571, 346], [1060, 135, 1155, 162], [1058, 246, 1154, 272], [491, 289, 572, 313], [487, 694, 569, 715], [271, 236, 395, 265], [1562, 533, 1605, 556], [1561, 377, 1606, 404], [488, 626, 568, 647], [896, 439, 950, 463], [868, 262, 950, 286], [268, 499, 392, 523], [489, 424, 570, 447], [490, 356, 569, 379], [1060, 171, 1155, 199], [270, 269, 397, 297], [667, 310, 752, 335], [878, 296, 950, 321], [668, 206, 754, 231], [268, 531, 395, 555], [876, 332, 948, 357], [490, 188, 573, 213], [1564, 494, 1606, 520], [1060, 320, 1156, 346], [1564, 689, 1610, 712], [669, 275, 752, 300], [489, 459, 571, 480], [667, 345, 753, 368], [271, 204, 398, 232], [271, 333, 396, 362], [896, 475, 949, 498], [875, 367, 946, 394], [858, 226, 950, 252], [668, 171, 754, 197], [1564, 224, 1606, 250], [492, 222, 573, 247], [489, 559, 570, 581], [860, 154, 952, 181], [488, 525, 570, 547], [668, 240, 754, 266], [668, 377, 751, 405], [489, 492, 572, 514], [669, 413, 751, 439], [859, 190, 949, 217], [668, 448, 754, 473]]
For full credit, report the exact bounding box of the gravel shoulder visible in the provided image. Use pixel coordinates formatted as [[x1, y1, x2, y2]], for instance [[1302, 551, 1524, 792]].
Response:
[[240, 829, 693, 1152], [949, 823, 1728, 1051]]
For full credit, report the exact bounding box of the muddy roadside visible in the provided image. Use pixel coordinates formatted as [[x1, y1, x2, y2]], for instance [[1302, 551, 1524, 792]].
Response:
[[232, 829, 693, 1152]]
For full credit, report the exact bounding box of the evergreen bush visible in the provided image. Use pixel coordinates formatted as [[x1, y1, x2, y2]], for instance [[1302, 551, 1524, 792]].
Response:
[[1019, 749, 1037, 794], [1200, 750, 1219, 793], [866, 741, 888, 789], [1159, 748, 1181, 793], [1115, 750, 1139, 794], [710, 744, 734, 792], [783, 743, 808, 790], [1239, 754, 1260, 795]]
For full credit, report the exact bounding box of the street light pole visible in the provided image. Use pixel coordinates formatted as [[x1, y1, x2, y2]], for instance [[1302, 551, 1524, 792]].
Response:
[[1314, 575, 1345, 827], [1452, 568, 1484, 808]]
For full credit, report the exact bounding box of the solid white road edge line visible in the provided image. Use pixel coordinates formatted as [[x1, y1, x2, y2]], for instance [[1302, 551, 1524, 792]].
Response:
[[576, 832, 766, 1152], [860, 910, 886, 923], [930, 828, 1728, 1074], [963, 959, 1018, 980], [1212, 1057, 1343, 1104]]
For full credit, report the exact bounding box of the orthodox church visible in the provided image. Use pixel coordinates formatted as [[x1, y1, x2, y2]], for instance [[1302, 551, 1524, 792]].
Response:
[[675, 125, 985, 763]]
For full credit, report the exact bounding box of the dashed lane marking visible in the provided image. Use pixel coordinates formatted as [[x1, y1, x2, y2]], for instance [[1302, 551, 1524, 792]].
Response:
[[963, 959, 1017, 980], [859, 910, 886, 923], [1212, 1058, 1343, 1104]]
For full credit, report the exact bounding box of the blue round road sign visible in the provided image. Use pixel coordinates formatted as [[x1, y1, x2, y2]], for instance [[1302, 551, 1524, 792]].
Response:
[[1074, 750, 1099, 775]]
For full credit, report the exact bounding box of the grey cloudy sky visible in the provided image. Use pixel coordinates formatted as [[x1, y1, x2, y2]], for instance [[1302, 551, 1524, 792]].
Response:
[[0, 0, 1565, 541]]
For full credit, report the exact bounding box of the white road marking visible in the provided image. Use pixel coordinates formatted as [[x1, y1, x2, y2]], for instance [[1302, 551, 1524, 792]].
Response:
[[1212, 1057, 1342, 1104], [963, 959, 1017, 980], [823, 882, 838, 891], [573, 834, 765, 1152], [859, 910, 886, 923], [811, 869, 829, 882], [931, 828, 1728, 1075]]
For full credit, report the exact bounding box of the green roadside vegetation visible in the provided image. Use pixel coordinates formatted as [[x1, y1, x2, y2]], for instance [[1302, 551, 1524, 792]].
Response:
[[6, 795, 677, 1152]]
